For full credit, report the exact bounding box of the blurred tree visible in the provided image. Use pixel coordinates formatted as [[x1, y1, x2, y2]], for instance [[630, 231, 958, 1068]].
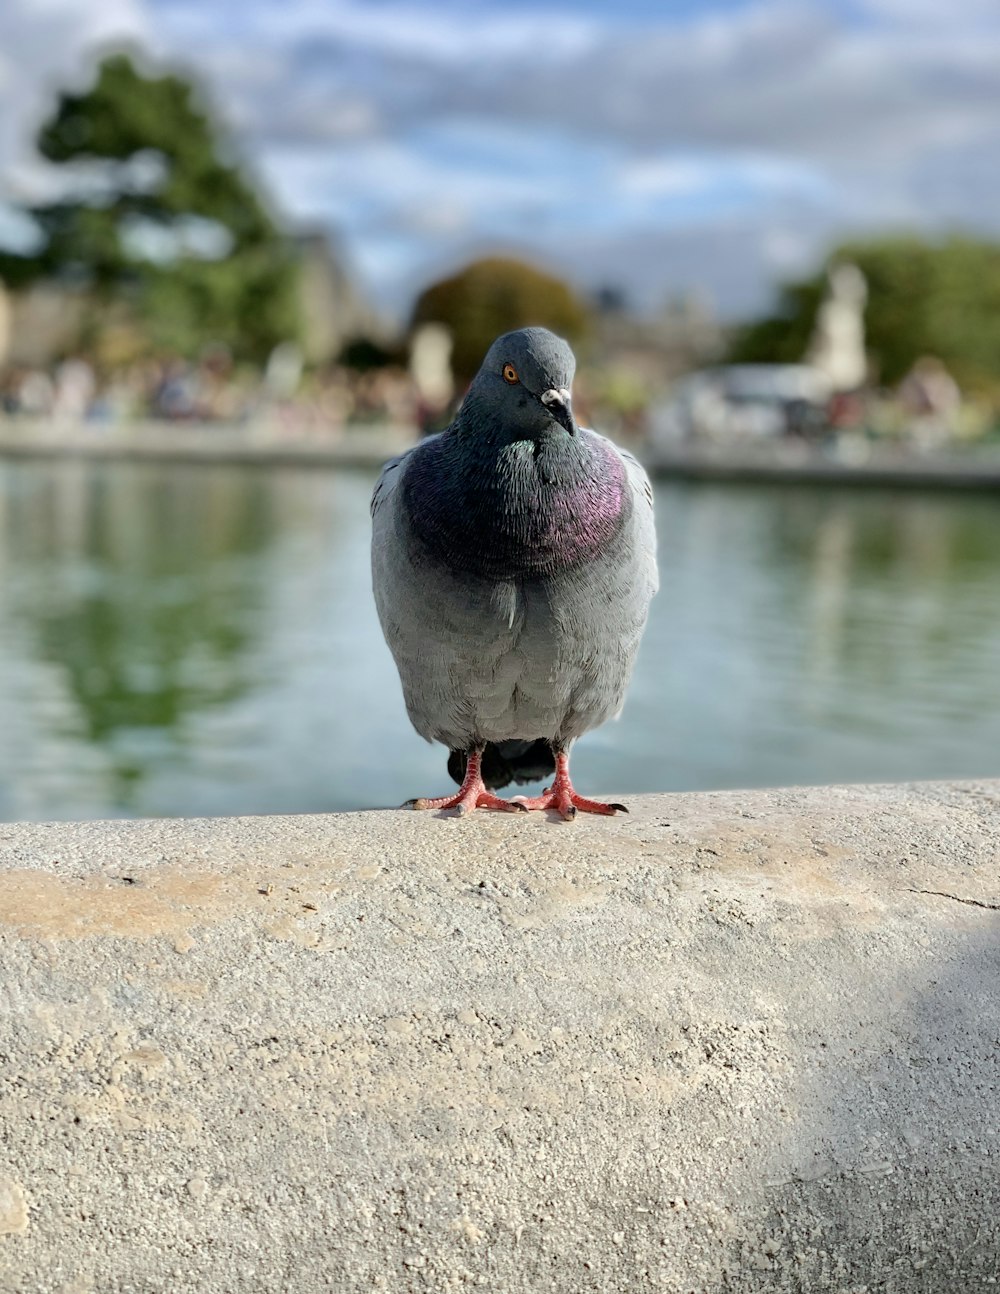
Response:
[[339, 337, 402, 371], [411, 256, 590, 386], [0, 52, 298, 361], [729, 235, 1000, 399]]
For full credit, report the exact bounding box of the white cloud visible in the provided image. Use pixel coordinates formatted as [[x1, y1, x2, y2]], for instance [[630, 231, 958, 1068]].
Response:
[[0, 0, 151, 199], [3, 0, 1000, 316], [616, 153, 828, 203], [856, 0, 1000, 27], [202, 0, 1000, 313], [160, 0, 601, 68]]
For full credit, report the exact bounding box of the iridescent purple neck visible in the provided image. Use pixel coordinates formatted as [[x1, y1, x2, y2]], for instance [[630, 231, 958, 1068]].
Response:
[[403, 430, 630, 581]]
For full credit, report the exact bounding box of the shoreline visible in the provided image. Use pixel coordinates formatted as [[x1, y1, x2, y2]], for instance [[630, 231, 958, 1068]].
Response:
[[2, 416, 1000, 489]]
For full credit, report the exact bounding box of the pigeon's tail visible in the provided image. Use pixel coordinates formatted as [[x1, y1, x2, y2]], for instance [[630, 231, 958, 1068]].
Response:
[[448, 740, 555, 791]]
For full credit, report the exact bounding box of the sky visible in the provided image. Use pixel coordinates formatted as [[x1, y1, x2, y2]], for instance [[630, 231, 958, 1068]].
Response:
[[1, 0, 999, 320]]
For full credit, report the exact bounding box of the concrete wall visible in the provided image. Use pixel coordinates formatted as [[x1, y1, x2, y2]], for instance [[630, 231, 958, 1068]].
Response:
[[2, 780, 999, 1291]]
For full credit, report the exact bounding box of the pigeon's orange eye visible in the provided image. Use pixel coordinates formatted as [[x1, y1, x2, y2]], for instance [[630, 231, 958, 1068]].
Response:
[[502, 363, 519, 384]]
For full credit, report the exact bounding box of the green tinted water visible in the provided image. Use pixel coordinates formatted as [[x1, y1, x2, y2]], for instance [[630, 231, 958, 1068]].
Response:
[[0, 458, 997, 820]]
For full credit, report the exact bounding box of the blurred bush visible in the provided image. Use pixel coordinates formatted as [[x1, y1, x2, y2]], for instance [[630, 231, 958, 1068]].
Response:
[[411, 256, 589, 386]]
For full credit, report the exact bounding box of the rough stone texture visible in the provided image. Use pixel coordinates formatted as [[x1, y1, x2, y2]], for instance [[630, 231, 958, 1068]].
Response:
[[1, 781, 999, 1292]]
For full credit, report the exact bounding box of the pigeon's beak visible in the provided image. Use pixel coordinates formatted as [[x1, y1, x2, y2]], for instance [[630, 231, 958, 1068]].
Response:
[[540, 387, 577, 436]]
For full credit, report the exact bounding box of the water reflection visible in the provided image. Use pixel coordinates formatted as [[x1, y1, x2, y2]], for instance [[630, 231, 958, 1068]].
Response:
[[0, 459, 997, 821], [634, 482, 1000, 795]]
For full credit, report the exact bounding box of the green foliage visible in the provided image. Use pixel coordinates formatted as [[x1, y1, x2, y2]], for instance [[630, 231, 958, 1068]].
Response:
[[728, 279, 824, 368], [0, 52, 298, 361], [411, 256, 590, 384], [729, 235, 1000, 398]]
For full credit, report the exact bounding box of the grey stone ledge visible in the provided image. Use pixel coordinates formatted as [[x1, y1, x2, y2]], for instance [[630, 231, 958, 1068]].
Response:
[[2, 780, 1000, 1292]]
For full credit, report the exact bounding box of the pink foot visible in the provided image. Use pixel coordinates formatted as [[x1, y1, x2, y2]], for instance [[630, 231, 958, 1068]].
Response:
[[512, 751, 628, 821], [403, 749, 527, 816]]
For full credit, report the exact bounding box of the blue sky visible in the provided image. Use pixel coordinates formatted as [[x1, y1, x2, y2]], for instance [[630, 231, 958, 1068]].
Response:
[[2, 0, 1000, 318]]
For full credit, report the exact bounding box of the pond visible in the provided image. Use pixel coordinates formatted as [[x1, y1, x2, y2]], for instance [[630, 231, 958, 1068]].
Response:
[[0, 457, 997, 820]]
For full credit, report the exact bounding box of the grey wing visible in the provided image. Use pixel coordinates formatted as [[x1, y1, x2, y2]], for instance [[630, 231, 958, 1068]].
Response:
[[371, 443, 517, 749], [546, 434, 658, 742], [587, 430, 658, 603], [370, 448, 411, 519], [370, 431, 452, 519], [615, 440, 659, 596]]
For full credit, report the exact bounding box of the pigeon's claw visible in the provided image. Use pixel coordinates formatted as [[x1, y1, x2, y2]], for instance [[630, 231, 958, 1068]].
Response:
[[403, 748, 527, 816], [457, 790, 527, 815], [512, 788, 623, 820], [512, 751, 627, 821], [405, 789, 524, 814]]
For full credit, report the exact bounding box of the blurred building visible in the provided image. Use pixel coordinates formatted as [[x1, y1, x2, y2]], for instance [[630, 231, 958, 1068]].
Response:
[[649, 362, 833, 446], [294, 230, 384, 366], [0, 230, 379, 372], [0, 280, 89, 369], [592, 289, 724, 388]]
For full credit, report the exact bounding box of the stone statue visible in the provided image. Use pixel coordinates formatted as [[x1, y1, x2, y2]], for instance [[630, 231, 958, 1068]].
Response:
[[409, 323, 454, 410], [805, 262, 868, 392], [0, 282, 10, 370]]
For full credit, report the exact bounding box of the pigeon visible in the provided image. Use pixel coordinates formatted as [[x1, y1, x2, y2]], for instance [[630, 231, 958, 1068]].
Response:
[[370, 326, 658, 818]]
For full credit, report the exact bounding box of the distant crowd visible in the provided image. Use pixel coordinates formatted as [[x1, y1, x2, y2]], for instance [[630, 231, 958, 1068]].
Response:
[[0, 349, 427, 438], [0, 347, 652, 444], [1, 348, 984, 452]]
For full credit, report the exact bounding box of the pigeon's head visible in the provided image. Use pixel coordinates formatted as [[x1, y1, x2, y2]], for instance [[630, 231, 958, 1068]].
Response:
[[466, 327, 578, 439]]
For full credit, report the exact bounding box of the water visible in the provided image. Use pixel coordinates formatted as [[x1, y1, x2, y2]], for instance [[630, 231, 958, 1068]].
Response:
[[0, 457, 997, 822]]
